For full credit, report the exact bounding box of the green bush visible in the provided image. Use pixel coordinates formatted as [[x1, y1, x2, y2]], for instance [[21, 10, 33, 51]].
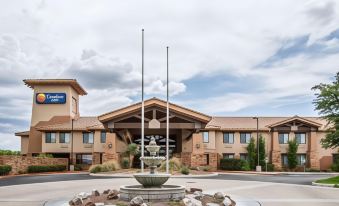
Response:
[[180, 166, 190, 175], [121, 158, 130, 169], [331, 163, 339, 172], [27, 165, 66, 173], [266, 163, 275, 171], [0, 150, 20, 156], [201, 166, 211, 171], [220, 158, 249, 171], [74, 164, 85, 171], [0, 165, 12, 175], [89, 165, 102, 173]]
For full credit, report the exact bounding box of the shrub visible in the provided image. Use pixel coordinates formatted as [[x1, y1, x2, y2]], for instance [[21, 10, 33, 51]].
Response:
[[180, 166, 190, 175], [121, 158, 130, 169], [189, 166, 198, 171], [27, 165, 66, 173], [201, 166, 211, 171], [331, 163, 339, 172], [36, 153, 53, 158], [246, 137, 256, 169], [89, 165, 102, 173], [287, 139, 298, 170], [160, 157, 181, 172], [0, 150, 20, 156], [266, 163, 275, 172], [220, 158, 249, 171], [0, 165, 12, 175], [103, 160, 120, 171]]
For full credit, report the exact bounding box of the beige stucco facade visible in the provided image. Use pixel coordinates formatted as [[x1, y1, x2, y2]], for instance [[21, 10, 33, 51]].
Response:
[[15, 79, 339, 171]]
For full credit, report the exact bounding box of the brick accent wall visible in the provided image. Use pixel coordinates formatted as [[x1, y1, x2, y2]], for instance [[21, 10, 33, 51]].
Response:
[[0, 156, 68, 175]]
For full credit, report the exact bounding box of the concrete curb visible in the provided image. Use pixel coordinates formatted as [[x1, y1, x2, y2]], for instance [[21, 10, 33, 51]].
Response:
[[89, 172, 219, 178], [218, 171, 339, 176], [311, 182, 337, 188]]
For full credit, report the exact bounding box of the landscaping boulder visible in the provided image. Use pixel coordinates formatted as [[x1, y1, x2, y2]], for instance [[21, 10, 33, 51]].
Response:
[[193, 191, 204, 200], [69, 197, 82, 206], [107, 189, 119, 200], [77, 192, 90, 200], [183, 197, 202, 206], [224, 195, 236, 206], [190, 188, 203, 193], [213, 192, 225, 202], [129, 196, 144, 206], [206, 203, 219, 206], [103, 189, 111, 194], [84, 202, 95, 206], [92, 189, 100, 196]]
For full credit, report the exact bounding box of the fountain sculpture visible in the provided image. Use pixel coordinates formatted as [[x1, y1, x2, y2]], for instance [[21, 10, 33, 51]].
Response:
[[119, 137, 185, 201]]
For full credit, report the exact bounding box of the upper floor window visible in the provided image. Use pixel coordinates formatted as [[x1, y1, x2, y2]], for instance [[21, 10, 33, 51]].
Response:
[[240, 133, 251, 144], [45, 132, 56, 143], [223, 133, 234, 144], [203, 132, 209, 143], [295, 133, 306, 144], [223, 153, 234, 159], [101, 131, 106, 143], [72, 97, 77, 114], [59, 132, 70, 143], [83, 132, 94, 144], [279, 133, 289, 144], [297, 154, 307, 165]]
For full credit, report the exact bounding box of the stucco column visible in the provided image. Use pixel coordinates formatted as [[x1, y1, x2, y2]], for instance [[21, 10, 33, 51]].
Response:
[[271, 131, 281, 170], [308, 131, 320, 169], [103, 132, 117, 162]]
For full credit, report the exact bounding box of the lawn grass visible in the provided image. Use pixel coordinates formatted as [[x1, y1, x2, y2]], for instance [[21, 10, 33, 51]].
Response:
[[315, 176, 339, 184]]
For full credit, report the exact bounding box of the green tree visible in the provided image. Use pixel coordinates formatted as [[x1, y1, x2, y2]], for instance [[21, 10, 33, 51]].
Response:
[[126, 143, 139, 168], [312, 72, 339, 149], [246, 137, 256, 170], [287, 139, 298, 170], [256, 134, 266, 167]]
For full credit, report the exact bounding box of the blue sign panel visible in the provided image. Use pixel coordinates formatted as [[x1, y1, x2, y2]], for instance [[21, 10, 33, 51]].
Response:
[[36, 93, 66, 104]]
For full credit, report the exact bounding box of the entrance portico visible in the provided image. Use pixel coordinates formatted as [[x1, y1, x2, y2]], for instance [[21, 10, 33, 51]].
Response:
[[98, 97, 214, 168]]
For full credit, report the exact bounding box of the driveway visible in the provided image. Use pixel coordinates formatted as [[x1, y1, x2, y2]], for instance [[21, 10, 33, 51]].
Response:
[[0, 176, 338, 206]]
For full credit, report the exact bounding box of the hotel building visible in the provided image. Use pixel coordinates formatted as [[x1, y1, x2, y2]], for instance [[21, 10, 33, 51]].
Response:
[[15, 79, 338, 171]]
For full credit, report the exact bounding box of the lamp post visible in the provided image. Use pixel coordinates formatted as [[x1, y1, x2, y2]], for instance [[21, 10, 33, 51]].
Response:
[[253, 117, 261, 172]]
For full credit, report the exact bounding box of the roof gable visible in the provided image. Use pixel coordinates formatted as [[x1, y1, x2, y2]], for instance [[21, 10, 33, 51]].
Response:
[[267, 115, 322, 128]]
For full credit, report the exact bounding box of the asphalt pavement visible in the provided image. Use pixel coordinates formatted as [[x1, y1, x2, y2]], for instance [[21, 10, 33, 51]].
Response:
[[0, 172, 336, 187]]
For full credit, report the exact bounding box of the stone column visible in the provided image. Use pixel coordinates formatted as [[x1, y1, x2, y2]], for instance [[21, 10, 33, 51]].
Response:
[[308, 131, 320, 169], [271, 131, 281, 170], [103, 132, 117, 162], [191, 132, 204, 167]]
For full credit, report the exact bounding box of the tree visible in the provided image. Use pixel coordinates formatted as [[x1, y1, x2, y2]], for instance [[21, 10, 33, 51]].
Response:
[[126, 143, 139, 168], [257, 134, 266, 167], [246, 137, 256, 170], [287, 139, 298, 170], [312, 72, 339, 149]]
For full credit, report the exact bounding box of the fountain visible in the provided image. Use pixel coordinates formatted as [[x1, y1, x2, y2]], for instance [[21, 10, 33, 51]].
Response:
[[119, 137, 185, 201]]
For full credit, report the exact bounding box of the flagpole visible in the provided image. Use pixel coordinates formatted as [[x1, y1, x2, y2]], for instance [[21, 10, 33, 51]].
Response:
[[141, 29, 145, 172], [166, 46, 169, 174]]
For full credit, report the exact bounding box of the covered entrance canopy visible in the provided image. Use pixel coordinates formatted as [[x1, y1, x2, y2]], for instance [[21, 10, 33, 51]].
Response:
[[98, 98, 211, 155]]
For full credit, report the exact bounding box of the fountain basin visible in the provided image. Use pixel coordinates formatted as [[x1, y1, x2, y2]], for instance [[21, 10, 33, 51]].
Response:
[[140, 156, 165, 166], [119, 185, 185, 201], [133, 173, 170, 187]]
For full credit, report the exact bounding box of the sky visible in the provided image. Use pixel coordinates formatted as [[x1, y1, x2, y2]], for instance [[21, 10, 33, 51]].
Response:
[[0, 0, 339, 150]]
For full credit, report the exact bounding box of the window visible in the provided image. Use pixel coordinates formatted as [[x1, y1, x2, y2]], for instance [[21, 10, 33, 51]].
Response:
[[100, 131, 106, 143], [240, 153, 248, 161], [333, 154, 339, 164], [279, 133, 289, 144], [72, 97, 77, 114], [59, 133, 70, 143], [223, 133, 234, 144], [223, 153, 234, 159], [295, 133, 306, 144], [240, 133, 251, 144], [297, 154, 307, 165], [203, 132, 209, 143], [281, 154, 288, 166], [76, 154, 93, 164], [83, 132, 94, 144], [45, 132, 56, 143]]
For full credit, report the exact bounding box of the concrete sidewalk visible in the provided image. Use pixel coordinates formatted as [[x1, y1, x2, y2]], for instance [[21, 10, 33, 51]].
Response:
[[218, 171, 339, 176]]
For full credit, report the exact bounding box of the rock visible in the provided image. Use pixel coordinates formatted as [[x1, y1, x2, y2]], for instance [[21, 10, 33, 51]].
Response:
[[214, 192, 225, 202], [92, 189, 100, 196], [69, 197, 82, 206], [190, 188, 203, 193], [141, 203, 148, 206], [95, 203, 104, 206], [77, 192, 90, 200], [84, 202, 95, 206], [107, 189, 119, 200], [206, 203, 219, 206], [129, 196, 144, 206], [224, 195, 236, 206], [183, 197, 202, 206], [193, 191, 204, 200], [103, 189, 111, 194]]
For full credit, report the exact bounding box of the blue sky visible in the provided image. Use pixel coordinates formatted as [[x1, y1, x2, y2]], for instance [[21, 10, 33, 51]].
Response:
[[0, 0, 339, 150]]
